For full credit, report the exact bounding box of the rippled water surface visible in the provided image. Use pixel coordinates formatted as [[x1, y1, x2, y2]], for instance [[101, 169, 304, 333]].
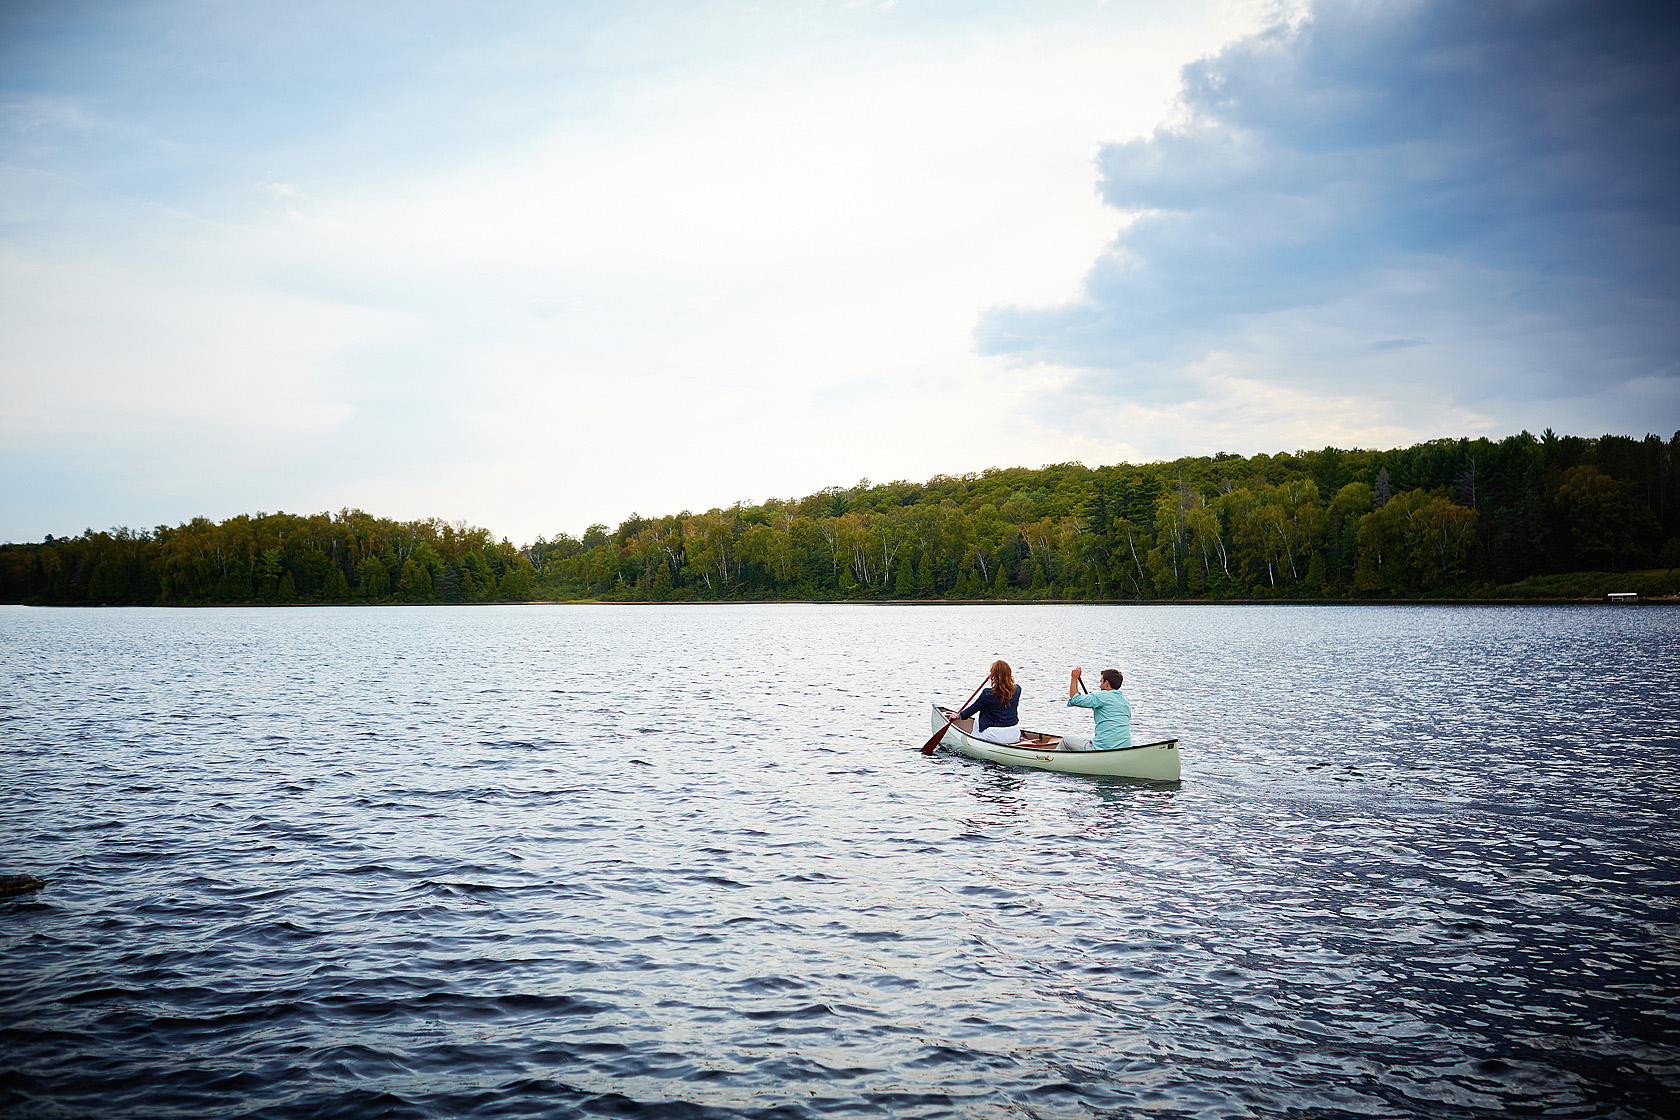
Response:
[[3, 603, 1678, 1119]]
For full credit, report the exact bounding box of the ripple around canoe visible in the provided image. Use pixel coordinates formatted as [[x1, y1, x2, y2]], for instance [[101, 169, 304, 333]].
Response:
[[1, 602, 1678, 1119]]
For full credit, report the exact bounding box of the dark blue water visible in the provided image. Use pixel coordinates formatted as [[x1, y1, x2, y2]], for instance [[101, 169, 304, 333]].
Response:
[[2, 603, 1677, 1119]]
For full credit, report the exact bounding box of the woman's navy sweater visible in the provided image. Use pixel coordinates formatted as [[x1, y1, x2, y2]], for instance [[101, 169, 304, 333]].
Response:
[[958, 685, 1021, 732]]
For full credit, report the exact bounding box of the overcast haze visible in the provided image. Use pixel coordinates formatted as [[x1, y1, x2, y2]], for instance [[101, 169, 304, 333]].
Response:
[[3, 0, 1676, 545]]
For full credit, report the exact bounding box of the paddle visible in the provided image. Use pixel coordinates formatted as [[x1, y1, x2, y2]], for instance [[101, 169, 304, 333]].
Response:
[[920, 675, 990, 755]]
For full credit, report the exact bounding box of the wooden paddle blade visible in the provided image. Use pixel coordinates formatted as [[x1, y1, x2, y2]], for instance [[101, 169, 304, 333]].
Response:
[[919, 723, 951, 754]]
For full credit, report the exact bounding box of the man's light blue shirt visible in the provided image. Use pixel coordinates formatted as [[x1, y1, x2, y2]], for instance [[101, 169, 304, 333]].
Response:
[[1067, 689, 1131, 750]]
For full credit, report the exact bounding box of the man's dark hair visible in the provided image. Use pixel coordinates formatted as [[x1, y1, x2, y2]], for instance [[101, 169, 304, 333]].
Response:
[[1101, 669, 1123, 689]]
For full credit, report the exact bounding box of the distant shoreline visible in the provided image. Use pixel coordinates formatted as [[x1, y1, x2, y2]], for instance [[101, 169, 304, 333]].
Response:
[[8, 431, 1676, 608], [12, 595, 1676, 609]]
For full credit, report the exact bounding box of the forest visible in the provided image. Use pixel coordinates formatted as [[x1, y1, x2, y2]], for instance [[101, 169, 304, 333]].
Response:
[[3, 430, 1676, 607]]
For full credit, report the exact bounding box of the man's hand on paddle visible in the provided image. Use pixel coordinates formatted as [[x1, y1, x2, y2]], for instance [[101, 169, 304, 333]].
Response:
[[1069, 666, 1082, 698]]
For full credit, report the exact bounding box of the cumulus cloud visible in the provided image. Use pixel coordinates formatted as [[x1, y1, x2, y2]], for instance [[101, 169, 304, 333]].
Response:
[[983, 0, 1680, 434]]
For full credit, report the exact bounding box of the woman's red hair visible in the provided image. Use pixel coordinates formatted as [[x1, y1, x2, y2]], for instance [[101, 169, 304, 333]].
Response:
[[990, 660, 1016, 701]]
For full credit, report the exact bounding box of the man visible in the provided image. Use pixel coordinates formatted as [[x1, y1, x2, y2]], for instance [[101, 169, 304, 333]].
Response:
[[1064, 666, 1131, 751]]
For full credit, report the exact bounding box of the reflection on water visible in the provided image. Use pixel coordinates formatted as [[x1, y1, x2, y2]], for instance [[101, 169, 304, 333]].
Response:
[[1, 602, 1677, 1119]]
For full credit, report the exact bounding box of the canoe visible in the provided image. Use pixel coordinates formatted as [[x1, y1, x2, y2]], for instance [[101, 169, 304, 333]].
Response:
[[931, 705, 1181, 781]]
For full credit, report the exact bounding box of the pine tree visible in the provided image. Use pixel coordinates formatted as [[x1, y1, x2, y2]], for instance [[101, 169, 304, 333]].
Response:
[[894, 554, 917, 596]]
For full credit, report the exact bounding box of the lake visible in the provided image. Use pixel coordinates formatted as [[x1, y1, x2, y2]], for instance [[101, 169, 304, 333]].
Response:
[[2, 602, 1677, 1119]]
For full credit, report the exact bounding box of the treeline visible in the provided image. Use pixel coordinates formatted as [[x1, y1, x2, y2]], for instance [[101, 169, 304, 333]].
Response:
[[3, 430, 1676, 607], [0, 512, 537, 607]]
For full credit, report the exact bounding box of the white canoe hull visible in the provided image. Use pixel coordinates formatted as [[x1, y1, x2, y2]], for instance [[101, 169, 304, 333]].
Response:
[[931, 705, 1181, 781]]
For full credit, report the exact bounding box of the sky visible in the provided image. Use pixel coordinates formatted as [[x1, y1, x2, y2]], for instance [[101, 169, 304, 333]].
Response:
[[2, 0, 1676, 545]]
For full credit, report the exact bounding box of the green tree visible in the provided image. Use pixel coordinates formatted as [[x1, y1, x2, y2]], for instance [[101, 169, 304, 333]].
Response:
[[1409, 496, 1478, 588], [499, 555, 535, 600], [1356, 490, 1478, 592], [215, 563, 254, 603], [1554, 465, 1653, 570], [359, 555, 391, 599], [1145, 482, 1199, 596], [894, 549, 918, 596], [461, 551, 496, 599], [1325, 482, 1373, 589], [256, 548, 284, 602], [398, 557, 433, 600]]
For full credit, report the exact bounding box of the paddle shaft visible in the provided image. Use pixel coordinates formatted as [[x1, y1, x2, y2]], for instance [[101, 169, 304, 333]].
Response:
[[920, 675, 991, 754]]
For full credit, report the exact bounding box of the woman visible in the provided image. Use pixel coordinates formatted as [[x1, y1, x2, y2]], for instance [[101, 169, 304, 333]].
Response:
[[957, 660, 1023, 744]]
